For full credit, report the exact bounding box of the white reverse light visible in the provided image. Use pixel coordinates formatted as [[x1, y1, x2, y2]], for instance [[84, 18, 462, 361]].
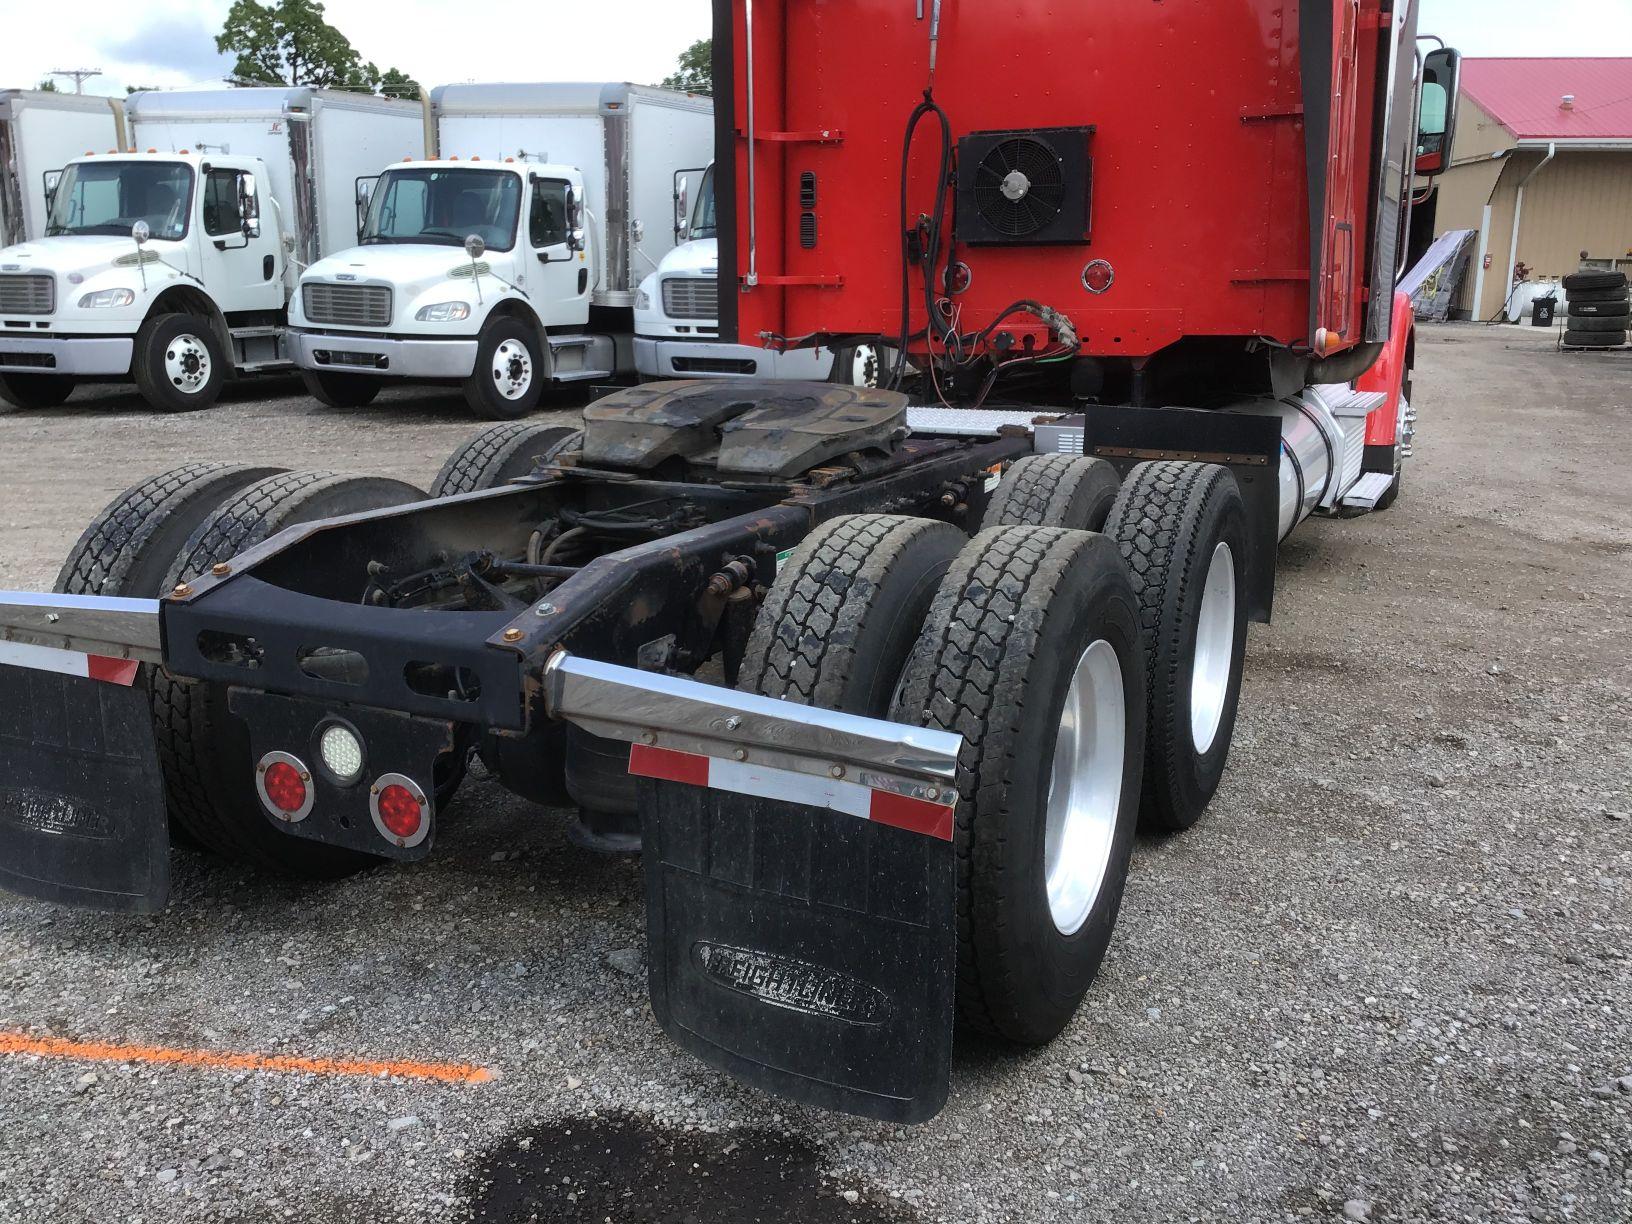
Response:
[[318, 723, 365, 784]]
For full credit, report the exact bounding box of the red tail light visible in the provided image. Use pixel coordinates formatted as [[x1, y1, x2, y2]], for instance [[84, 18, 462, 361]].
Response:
[[369, 773, 430, 848], [256, 752, 313, 822]]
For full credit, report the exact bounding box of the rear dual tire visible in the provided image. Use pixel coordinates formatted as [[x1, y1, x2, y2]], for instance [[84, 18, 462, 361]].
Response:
[[430, 422, 582, 497], [1103, 461, 1249, 833], [745, 514, 1145, 1045], [984, 454, 1121, 533], [148, 471, 429, 875]]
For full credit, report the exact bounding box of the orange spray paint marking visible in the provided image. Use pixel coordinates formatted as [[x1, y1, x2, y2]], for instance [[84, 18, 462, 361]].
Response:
[[0, 1031, 494, 1085]]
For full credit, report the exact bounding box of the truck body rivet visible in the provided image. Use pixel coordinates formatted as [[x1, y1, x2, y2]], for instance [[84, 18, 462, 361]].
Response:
[[830, 765, 844, 779], [171, 583, 192, 599], [502, 627, 524, 642], [211, 562, 231, 576], [642, 731, 657, 745], [734, 748, 747, 761], [724, 715, 742, 730], [926, 787, 940, 801]]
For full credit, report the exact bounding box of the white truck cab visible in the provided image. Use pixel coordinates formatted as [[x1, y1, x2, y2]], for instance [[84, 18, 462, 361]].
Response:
[[288, 159, 607, 417], [0, 86, 422, 414], [634, 163, 834, 381], [0, 151, 285, 411]]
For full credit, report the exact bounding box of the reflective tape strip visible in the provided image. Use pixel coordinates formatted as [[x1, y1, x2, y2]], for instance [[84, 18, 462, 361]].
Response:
[[0, 640, 140, 686], [628, 743, 955, 841]]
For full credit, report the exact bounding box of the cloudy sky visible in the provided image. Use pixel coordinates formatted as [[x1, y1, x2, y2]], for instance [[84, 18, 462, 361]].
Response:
[[0, 0, 1624, 97]]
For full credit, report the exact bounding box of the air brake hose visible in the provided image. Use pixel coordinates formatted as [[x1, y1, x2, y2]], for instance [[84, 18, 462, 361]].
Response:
[[896, 90, 956, 390]]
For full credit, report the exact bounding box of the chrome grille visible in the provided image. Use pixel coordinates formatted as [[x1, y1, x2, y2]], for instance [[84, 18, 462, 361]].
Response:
[[661, 276, 718, 321], [0, 275, 54, 315], [302, 282, 392, 328]]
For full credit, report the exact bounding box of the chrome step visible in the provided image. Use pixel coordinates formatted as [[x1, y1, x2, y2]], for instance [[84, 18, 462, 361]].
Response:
[[1340, 471, 1395, 510]]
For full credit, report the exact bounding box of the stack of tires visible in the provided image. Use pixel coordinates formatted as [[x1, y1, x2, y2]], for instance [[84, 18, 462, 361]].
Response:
[[1562, 270, 1630, 350]]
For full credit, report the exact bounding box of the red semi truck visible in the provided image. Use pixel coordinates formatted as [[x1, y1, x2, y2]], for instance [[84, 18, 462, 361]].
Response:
[[0, 2, 1457, 1122]]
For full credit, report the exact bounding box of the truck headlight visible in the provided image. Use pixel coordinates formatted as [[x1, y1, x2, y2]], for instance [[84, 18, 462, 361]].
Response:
[[78, 288, 135, 309], [635, 286, 652, 311], [415, 301, 471, 322]]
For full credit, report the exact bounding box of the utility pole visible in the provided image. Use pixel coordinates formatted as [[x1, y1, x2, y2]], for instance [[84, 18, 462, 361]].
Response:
[[48, 69, 103, 95]]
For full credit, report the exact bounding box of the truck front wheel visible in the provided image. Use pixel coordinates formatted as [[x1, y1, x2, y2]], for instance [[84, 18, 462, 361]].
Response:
[[464, 318, 546, 420], [302, 368, 383, 409], [0, 373, 77, 411], [133, 313, 227, 412]]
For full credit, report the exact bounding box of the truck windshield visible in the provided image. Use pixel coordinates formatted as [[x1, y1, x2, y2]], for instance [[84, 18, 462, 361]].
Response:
[[690, 165, 717, 241], [45, 160, 193, 240], [361, 168, 522, 251]]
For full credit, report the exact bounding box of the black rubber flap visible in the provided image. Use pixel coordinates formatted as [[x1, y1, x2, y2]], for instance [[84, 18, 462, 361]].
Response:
[[0, 663, 168, 913], [640, 778, 955, 1123]]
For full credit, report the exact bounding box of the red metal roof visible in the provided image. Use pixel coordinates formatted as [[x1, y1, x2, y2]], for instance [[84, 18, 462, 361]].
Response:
[[1460, 58, 1632, 142]]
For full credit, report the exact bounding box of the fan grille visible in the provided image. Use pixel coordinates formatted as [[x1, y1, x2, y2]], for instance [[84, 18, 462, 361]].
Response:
[[972, 137, 1066, 237]]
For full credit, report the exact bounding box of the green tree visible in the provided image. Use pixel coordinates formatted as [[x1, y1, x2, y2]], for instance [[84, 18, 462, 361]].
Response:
[[125, 85, 162, 95], [216, 0, 416, 97], [662, 38, 712, 95], [377, 67, 421, 102], [35, 79, 59, 92]]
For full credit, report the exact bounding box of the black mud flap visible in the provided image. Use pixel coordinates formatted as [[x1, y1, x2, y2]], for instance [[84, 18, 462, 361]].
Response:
[[0, 663, 169, 913], [640, 779, 955, 1123]]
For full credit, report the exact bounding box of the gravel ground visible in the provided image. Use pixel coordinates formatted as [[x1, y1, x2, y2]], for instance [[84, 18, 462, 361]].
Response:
[[0, 324, 1628, 1224]]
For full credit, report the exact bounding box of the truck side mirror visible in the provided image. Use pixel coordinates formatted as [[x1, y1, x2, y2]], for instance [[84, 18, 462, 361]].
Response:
[[355, 176, 378, 242], [672, 165, 705, 243], [239, 172, 261, 239], [43, 169, 62, 208], [565, 185, 586, 252], [1416, 46, 1461, 178]]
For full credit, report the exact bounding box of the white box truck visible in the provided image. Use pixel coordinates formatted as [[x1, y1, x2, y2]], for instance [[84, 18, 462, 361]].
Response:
[[286, 82, 714, 417], [0, 89, 127, 247], [633, 162, 878, 384], [0, 87, 422, 413]]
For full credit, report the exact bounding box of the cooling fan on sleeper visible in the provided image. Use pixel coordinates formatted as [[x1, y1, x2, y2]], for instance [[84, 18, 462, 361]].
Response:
[[955, 126, 1094, 246]]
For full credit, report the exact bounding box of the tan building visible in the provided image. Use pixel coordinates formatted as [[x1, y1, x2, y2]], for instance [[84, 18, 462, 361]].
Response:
[[1422, 57, 1632, 320]]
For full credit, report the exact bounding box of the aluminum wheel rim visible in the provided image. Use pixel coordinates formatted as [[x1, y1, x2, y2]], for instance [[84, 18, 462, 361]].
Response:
[[849, 344, 881, 387], [491, 338, 534, 400], [164, 334, 212, 395], [1043, 638, 1126, 937], [1190, 541, 1236, 755]]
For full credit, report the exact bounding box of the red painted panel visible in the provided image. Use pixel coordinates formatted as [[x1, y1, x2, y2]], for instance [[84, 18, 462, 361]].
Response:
[[732, 0, 1392, 367], [1357, 289, 1414, 445]]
